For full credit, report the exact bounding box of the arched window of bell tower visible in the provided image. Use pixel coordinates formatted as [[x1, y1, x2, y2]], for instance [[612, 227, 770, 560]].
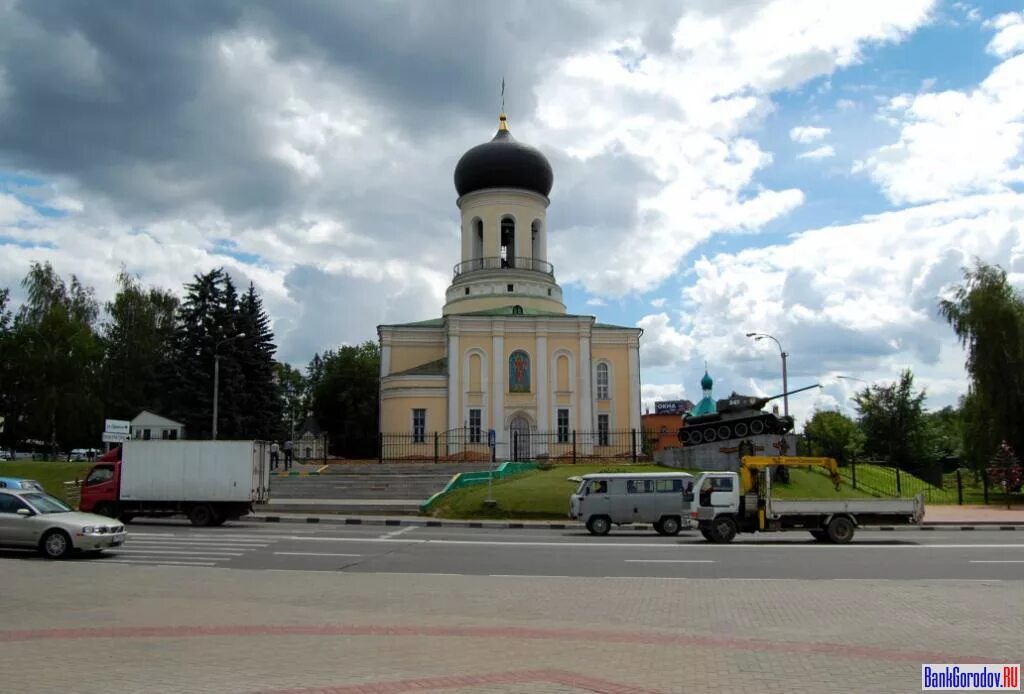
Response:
[[531, 219, 541, 260], [500, 216, 515, 268], [472, 218, 483, 266]]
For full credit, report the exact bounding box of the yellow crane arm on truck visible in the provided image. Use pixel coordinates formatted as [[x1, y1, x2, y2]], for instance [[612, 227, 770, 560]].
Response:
[[739, 456, 842, 494]]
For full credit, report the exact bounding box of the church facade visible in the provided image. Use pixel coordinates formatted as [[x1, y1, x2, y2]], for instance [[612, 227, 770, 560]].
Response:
[[378, 113, 641, 460]]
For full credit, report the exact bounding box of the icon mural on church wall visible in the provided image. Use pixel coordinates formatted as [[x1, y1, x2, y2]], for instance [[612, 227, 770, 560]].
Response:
[[508, 350, 531, 393]]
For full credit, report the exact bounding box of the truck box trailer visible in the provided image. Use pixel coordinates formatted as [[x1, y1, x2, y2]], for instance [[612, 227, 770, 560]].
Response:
[[79, 440, 271, 526]]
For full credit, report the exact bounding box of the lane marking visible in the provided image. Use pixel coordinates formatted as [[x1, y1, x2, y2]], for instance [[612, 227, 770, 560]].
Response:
[[125, 542, 269, 548], [111, 549, 243, 557], [969, 560, 1024, 564], [624, 559, 715, 564], [273, 552, 362, 557], [488, 574, 575, 579], [380, 526, 417, 540], [100, 560, 217, 567]]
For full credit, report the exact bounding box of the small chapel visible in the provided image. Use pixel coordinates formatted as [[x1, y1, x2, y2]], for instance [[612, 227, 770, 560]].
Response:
[[377, 112, 642, 460]]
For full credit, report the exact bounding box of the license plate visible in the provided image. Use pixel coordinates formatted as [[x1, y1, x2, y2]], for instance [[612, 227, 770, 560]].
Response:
[[111, 538, 123, 546]]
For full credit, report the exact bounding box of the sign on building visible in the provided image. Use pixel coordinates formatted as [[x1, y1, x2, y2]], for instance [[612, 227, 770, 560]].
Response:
[[654, 400, 691, 415]]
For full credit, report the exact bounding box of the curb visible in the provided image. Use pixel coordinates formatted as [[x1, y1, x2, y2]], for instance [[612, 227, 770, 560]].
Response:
[[248, 515, 1024, 531]]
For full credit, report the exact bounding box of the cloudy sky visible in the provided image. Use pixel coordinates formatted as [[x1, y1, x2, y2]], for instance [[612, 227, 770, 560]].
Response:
[[1, 0, 1022, 427]]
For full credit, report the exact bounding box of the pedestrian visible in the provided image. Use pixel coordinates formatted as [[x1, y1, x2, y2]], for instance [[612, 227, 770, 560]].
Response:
[[284, 439, 293, 471], [270, 441, 279, 470]]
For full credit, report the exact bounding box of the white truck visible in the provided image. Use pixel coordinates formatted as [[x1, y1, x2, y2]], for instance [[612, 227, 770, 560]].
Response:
[[79, 440, 272, 526], [695, 456, 925, 543]]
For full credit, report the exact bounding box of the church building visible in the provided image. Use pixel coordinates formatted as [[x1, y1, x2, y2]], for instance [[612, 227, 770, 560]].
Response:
[[377, 113, 642, 460]]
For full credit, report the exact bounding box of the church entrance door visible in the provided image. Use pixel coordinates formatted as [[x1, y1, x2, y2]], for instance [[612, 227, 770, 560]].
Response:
[[509, 415, 532, 460]]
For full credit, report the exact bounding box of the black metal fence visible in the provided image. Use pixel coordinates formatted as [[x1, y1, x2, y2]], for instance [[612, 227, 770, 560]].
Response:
[[825, 459, 1024, 505], [378, 428, 650, 464]]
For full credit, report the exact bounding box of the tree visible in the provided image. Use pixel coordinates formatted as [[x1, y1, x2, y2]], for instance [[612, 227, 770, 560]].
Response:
[[101, 270, 179, 420], [275, 362, 307, 439], [234, 283, 281, 438], [920, 404, 963, 463], [938, 260, 1024, 469], [852, 369, 928, 470], [12, 263, 103, 456], [312, 342, 379, 458], [802, 410, 864, 465]]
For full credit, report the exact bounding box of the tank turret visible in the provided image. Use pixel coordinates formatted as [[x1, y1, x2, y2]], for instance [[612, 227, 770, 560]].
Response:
[[677, 384, 818, 446]]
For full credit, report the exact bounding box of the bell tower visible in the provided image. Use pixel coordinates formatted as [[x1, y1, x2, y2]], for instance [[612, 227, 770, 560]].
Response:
[[443, 113, 564, 315]]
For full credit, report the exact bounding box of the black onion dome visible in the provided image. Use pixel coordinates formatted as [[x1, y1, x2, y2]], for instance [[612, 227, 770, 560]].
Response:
[[454, 114, 554, 198]]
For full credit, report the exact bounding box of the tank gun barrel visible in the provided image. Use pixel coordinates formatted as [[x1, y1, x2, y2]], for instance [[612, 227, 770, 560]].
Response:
[[765, 383, 820, 402]]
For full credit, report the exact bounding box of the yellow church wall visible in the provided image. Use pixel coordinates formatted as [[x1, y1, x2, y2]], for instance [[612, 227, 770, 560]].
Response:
[[444, 294, 563, 316], [387, 344, 445, 374], [591, 343, 633, 430]]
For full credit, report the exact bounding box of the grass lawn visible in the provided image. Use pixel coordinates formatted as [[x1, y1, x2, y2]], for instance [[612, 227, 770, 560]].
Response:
[[770, 468, 873, 499], [0, 461, 93, 497], [429, 463, 665, 520]]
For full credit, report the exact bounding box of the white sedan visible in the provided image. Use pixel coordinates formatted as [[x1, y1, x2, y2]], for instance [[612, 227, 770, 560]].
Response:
[[0, 489, 127, 559]]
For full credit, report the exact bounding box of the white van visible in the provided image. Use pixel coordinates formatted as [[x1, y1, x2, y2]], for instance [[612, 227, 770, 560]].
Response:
[[569, 472, 696, 536]]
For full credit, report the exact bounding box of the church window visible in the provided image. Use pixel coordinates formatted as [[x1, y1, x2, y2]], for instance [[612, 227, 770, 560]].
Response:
[[508, 350, 530, 393], [557, 409, 570, 443], [412, 409, 426, 443], [596, 363, 610, 400], [500, 217, 515, 267], [465, 287, 470, 295], [547, 288, 551, 296], [507, 284, 514, 292], [469, 353, 482, 392], [468, 409, 481, 443], [512, 305, 523, 315], [556, 355, 569, 392], [598, 414, 610, 446]]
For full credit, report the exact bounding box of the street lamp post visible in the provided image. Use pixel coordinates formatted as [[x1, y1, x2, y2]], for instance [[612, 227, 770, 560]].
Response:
[[746, 332, 789, 417], [212, 332, 246, 440]]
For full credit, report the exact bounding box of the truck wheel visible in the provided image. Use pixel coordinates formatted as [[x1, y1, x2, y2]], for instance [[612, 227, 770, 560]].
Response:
[[586, 516, 611, 536], [659, 516, 682, 536], [708, 516, 737, 543], [40, 529, 72, 559], [189, 504, 216, 527], [94, 502, 117, 518], [652, 520, 665, 535], [826, 516, 855, 544], [700, 528, 714, 542], [809, 530, 828, 541], [118, 514, 135, 524]]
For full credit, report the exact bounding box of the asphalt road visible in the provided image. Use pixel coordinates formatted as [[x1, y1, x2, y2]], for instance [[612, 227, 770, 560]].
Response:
[[3, 519, 1022, 580]]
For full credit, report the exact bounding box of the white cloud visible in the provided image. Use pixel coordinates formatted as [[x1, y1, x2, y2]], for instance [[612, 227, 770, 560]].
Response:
[[797, 144, 836, 159], [836, 98, 857, 110], [985, 12, 1024, 58], [651, 192, 1024, 426], [637, 313, 697, 369], [790, 125, 831, 143], [534, 0, 935, 296], [650, 297, 667, 308], [855, 51, 1024, 204]]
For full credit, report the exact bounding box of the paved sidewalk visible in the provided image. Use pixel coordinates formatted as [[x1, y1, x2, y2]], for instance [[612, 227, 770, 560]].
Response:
[[2, 562, 1021, 693]]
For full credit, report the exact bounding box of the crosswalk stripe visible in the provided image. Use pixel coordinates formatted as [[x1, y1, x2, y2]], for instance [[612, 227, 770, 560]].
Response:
[[112, 549, 243, 557], [102, 559, 217, 567]]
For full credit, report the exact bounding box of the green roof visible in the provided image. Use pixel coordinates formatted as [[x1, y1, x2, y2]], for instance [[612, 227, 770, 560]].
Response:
[[381, 317, 445, 328], [391, 358, 447, 376]]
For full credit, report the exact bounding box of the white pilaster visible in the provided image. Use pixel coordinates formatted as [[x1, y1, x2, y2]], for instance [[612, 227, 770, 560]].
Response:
[[579, 330, 593, 453], [380, 344, 391, 378], [492, 328, 505, 459], [536, 331, 548, 451], [628, 335, 641, 435], [447, 333, 459, 431]]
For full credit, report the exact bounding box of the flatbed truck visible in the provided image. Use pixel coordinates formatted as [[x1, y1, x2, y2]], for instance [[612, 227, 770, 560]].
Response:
[[694, 456, 925, 543]]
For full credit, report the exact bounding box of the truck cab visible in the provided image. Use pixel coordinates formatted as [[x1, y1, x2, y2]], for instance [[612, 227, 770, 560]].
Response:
[[78, 460, 121, 518]]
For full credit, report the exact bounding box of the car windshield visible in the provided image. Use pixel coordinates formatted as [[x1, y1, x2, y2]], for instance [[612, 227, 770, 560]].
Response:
[[21, 492, 71, 514]]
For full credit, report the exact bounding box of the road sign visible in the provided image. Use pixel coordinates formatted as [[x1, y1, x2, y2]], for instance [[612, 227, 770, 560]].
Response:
[[105, 419, 130, 435], [102, 432, 129, 443]]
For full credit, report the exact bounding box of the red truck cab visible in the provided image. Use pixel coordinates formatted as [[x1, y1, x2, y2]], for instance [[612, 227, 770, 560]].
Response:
[[79, 447, 124, 519]]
